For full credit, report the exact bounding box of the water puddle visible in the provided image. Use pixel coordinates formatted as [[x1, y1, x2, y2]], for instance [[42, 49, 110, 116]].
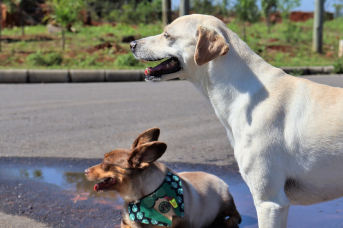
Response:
[[0, 164, 123, 207]]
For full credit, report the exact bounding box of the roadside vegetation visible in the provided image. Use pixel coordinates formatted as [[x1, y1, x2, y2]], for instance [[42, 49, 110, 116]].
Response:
[[0, 0, 342, 70]]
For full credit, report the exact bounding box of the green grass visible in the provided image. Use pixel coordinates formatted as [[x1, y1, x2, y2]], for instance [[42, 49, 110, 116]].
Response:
[[0, 18, 342, 69]]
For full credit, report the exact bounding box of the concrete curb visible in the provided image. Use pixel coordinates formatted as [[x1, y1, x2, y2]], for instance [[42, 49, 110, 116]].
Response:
[[29, 69, 69, 83], [0, 69, 145, 83], [0, 69, 28, 83], [106, 70, 144, 82], [70, 70, 105, 83], [281, 66, 335, 75], [0, 67, 340, 83]]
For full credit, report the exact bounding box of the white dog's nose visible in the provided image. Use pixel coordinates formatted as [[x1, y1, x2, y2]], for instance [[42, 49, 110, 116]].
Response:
[[130, 41, 137, 50]]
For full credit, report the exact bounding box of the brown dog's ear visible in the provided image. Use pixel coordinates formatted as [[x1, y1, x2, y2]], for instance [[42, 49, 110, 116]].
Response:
[[128, 141, 167, 169], [194, 25, 230, 66], [130, 128, 160, 149]]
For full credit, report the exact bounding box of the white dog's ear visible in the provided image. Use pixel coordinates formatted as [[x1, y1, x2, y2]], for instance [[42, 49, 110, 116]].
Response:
[[194, 25, 230, 66]]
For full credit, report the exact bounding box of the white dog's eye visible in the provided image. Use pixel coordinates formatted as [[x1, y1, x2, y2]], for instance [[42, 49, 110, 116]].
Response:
[[164, 32, 170, 38]]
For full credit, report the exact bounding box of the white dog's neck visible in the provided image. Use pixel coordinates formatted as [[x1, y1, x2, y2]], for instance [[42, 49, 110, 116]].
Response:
[[191, 32, 285, 148]]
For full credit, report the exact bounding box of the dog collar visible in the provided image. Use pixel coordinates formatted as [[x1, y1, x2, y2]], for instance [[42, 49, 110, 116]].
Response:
[[128, 172, 185, 227]]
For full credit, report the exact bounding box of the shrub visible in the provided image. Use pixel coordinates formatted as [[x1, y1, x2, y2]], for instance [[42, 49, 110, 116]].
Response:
[[108, 0, 162, 24], [333, 58, 343, 74], [283, 22, 302, 43], [27, 51, 63, 66], [114, 53, 142, 67], [27, 51, 46, 66]]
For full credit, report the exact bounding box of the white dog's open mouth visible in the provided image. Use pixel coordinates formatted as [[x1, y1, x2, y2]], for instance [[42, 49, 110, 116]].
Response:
[[144, 57, 181, 82]]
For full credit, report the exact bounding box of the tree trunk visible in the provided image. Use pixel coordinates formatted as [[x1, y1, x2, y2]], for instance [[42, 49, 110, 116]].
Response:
[[243, 22, 246, 41], [313, 0, 324, 53], [0, 0, 2, 52], [20, 2, 24, 36], [162, 0, 171, 26], [62, 28, 65, 51], [179, 0, 190, 17], [266, 10, 271, 34]]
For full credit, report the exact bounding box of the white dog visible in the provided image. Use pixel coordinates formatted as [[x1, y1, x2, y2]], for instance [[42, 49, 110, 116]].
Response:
[[130, 14, 343, 228]]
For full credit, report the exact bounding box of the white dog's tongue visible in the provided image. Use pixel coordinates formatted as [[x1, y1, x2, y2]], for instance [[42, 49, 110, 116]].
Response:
[[144, 58, 178, 76], [145, 66, 160, 76]]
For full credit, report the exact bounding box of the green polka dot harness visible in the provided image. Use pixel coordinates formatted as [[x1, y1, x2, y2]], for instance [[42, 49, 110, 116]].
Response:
[[128, 172, 185, 227]]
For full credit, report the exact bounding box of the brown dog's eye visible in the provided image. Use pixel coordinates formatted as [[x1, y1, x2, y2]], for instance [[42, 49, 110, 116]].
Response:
[[101, 163, 110, 171]]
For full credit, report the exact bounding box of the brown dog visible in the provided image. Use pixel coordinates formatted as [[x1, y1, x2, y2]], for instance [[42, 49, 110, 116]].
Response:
[[85, 128, 241, 228]]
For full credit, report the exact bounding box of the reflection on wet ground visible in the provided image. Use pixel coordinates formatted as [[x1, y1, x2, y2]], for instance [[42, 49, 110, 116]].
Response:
[[0, 157, 342, 227], [2, 166, 123, 203]]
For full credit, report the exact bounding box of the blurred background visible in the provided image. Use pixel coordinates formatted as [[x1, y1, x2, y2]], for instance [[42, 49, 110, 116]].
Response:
[[0, 0, 342, 72]]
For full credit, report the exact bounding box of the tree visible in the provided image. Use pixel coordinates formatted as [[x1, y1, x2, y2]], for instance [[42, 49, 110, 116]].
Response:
[[179, 0, 190, 17], [47, 0, 84, 50], [278, 0, 300, 19], [162, 0, 171, 25], [2, 0, 25, 36], [235, 0, 260, 41], [313, 0, 324, 53], [333, 0, 343, 17], [261, 0, 277, 34], [278, 0, 301, 43]]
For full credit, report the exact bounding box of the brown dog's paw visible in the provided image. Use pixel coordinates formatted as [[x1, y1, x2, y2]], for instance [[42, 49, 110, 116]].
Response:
[[225, 214, 242, 228]]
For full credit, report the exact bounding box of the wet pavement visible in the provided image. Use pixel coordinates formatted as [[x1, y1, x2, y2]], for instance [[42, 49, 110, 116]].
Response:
[[0, 157, 342, 227]]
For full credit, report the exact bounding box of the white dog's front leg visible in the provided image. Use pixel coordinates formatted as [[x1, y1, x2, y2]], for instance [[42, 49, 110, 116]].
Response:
[[254, 199, 290, 228], [239, 155, 291, 228]]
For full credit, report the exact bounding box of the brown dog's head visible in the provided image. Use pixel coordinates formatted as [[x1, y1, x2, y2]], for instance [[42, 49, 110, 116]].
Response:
[[84, 128, 167, 194]]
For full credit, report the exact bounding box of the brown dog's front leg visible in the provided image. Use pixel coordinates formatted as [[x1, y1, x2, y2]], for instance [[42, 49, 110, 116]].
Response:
[[121, 219, 132, 228], [223, 196, 242, 228]]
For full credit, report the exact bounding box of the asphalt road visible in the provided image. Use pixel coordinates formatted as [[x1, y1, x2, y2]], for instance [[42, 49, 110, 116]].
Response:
[[1, 75, 343, 166], [0, 80, 235, 166], [1, 75, 343, 228]]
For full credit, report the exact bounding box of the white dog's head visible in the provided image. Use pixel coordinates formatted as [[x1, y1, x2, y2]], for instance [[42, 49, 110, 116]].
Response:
[[130, 14, 230, 82]]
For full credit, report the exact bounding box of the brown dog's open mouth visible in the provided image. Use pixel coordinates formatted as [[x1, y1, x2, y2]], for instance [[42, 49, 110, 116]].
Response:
[[94, 177, 116, 192], [144, 57, 181, 81]]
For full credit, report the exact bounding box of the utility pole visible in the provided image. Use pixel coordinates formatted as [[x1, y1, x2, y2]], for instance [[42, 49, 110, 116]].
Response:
[[313, 0, 324, 53], [162, 0, 171, 26], [179, 0, 189, 17]]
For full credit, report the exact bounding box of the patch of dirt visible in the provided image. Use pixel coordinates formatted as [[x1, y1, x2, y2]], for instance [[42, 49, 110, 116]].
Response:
[[105, 33, 115, 37], [289, 11, 333, 22], [268, 38, 279, 43], [97, 55, 115, 63], [266, 45, 289, 53], [86, 42, 112, 53], [1, 35, 54, 43], [326, 52, 334, 57], [270, 12, 282, 24], [121, 35, 135, 43], [290, 11, 313, 22], [0, 54, 11, 61], [86, 42, 127, 54]]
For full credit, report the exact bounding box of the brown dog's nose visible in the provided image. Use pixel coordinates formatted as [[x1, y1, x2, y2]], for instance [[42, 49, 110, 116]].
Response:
[[84, 169, 89, 175], [130, 41, 137, 50]]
